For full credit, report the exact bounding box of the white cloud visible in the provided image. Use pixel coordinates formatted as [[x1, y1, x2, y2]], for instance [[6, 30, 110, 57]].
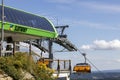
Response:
[[74, 21, 108, 29], [80, 45, 92, 50], [62, 19, 120, 30], [79, 2, 120, 13], [45, 0, 120, 13], [116, 59, 120, 62], [80, 39, 120, 50], [45, 0, 77, 4], [115, 58, 120, 63]]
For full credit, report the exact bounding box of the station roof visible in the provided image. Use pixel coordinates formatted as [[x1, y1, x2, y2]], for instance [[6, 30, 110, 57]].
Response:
[[0, 5, 58, 41]]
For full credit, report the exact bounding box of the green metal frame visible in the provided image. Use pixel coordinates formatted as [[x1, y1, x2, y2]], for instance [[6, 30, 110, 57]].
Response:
[[0, 21, 58, 38]]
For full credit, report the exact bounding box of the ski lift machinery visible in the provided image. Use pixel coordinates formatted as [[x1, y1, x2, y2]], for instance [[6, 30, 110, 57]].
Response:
[[73, 53, 91, 73]]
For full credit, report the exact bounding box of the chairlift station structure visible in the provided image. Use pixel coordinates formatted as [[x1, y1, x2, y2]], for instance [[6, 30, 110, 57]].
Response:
[[0, 5, 58, 41], [0, 5, 86, 80]]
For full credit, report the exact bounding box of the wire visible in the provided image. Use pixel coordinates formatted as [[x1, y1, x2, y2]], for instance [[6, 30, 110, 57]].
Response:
[[77, 49, 100, 71], [77, 49, 108, 78]]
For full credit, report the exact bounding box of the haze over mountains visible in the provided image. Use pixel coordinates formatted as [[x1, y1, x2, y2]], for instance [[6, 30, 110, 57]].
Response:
[[70, 69, 120, 80]]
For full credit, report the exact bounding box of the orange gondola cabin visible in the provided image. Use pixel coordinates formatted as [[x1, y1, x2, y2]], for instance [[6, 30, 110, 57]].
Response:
[[73, 63, 91, 73]]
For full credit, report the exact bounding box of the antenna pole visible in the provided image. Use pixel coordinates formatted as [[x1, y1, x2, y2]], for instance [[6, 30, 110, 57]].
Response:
[[0, 0, 4, 56]]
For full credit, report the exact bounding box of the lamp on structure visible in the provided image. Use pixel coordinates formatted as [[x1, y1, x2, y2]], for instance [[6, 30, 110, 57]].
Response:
[[0, 0, 4, 56]]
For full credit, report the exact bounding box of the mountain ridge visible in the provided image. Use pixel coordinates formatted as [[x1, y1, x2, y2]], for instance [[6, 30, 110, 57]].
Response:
[[70, 69, 120, 80]]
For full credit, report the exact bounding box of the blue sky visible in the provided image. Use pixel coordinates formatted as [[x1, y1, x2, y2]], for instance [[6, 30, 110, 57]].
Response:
[[4, 0, 120, 71]]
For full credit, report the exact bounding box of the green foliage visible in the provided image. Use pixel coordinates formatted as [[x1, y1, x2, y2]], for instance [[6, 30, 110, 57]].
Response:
[[0, 52, 55, 80], [33, 63, 55, 80], [0, 55, 24, 80]]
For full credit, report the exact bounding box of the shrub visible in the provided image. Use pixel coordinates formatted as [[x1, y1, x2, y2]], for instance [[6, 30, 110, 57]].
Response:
[[0, 52, 55, 80]]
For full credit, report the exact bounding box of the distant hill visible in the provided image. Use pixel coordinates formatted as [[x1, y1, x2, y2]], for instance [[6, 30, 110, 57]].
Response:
[[102, 69, 120, 73], [70, 70, 120, 80]]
